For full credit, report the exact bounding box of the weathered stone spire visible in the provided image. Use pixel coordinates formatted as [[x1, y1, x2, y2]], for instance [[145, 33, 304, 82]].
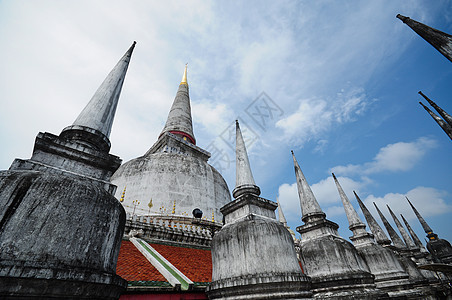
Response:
[[374, 203, 406, 249], [387, 205, 418, 249], [419, 91, 452, 126], [276, 196, 287, 227], [401, 214, 427, 251], [354, 191, 391, 245], [406, 197, 433, 235], [419, 100, 452, 140], [233, 120, 260, 198], [332, 174, 365, 231], [159, 64, 196, 144], [292, 151, 325, 221], [61, 42, 136, 152], [396, 14, 452, 62]]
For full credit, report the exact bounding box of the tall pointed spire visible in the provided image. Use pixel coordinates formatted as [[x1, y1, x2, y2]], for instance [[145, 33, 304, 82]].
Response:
[[419, 101, 452, 140], [332, 174, 365, 230], [61, 42, 136, 151], [387, 205, 418, 249], [401, 214, 426, 251], [354, 191, 391, 245], [396, 14, 452, 62], [180, 63, 188, 85], [160, 64, 196, 144], [406, 197, 434, 236], [276, 196, 287, 227], [291, 151, 325, 221], [232, 120, 260, 198], [374, 202, 406, 249], [419, 91, 452, 126]]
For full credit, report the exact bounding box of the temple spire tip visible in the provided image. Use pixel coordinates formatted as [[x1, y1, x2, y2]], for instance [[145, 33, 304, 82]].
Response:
[[180, 63, 188, 85]]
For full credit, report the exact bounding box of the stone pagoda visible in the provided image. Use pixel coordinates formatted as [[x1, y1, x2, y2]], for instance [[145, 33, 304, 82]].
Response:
[[0, 42, 136, 299], [292, 152, 383, 299], [207, 121, 312, 300]]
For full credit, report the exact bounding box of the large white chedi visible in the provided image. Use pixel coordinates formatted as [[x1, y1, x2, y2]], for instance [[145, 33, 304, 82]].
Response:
[[111, 66, 231, 220]]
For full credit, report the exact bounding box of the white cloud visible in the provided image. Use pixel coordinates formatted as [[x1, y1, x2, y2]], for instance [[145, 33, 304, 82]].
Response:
[[330, 137, 438, 176], [276, 87, 370, 146], [192, 101, 234, 136], [277, 175, 367, 223], [364, 186, 452, 223]]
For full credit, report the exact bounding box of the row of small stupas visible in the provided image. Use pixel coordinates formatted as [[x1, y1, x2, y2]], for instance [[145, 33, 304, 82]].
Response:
[[1, 13, 451, 300]]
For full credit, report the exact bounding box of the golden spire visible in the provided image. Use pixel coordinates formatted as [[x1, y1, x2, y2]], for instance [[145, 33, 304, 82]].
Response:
[[180, 63, 188, 85], [212, 211, 215, 222], [120, 186, 126, 202], [172, 200, 176, 214]]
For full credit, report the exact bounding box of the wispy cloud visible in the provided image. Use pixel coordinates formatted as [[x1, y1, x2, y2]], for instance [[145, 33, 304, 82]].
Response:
[[363, 186, 452, 224], [330, 137, 438, 176], [276, 87, 371, 146]]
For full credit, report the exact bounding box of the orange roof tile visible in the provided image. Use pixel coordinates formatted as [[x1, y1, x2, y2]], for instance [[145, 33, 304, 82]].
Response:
[[116, 241, 167, 282], [149, 243, 212, 283]]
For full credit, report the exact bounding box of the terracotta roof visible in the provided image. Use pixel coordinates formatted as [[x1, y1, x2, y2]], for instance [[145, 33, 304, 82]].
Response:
[[116, 241, 167, 282], [150, 243, 212, 283], [116, 240, 212, 284]]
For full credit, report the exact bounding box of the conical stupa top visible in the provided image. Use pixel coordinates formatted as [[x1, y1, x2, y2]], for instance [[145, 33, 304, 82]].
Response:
[[332, 174, 364, 229], [401, 214, 426, 251], [232, 120, 260, 198], [292, 151, 324, 220], [406, 197, 433, 234], [354, 191, 391, 245], [419, 91, 452, 127], [277, 196, 288, 226], [181, 64, 188, 85], [396, 14, 452, 62], [61, 42, 136, 151], [387, 205, 417, 249], [160, 65, 196, 144], [374, 202, 406, 249], [419, 101, 452, 140]]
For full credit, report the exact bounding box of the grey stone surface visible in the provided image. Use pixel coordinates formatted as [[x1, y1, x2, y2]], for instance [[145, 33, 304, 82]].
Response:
[[208, 125, 311, 300], [333, 176, 428, 298], [0, 43, 133, 299], [292, 152, 384, 299], [232, 120, 260, 199], [419, 91, 452, 127], [354, 192, 391, 246], [160, 66, 195, 144], [407, 198, 452, 264], [61, 42, 136, 152], [387, 205, 418, 250], [401, 214, 429, 253], [111, 133, 230, 221], [291, 151, 324, 221], [374, 203, 407, 249]]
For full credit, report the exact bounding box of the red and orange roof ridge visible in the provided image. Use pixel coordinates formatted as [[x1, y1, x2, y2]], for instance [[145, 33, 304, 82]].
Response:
[[116, 241, 167, 282]]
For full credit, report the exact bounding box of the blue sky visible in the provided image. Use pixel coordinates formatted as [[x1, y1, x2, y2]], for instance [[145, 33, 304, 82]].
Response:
[[0, 1, 451, 243]]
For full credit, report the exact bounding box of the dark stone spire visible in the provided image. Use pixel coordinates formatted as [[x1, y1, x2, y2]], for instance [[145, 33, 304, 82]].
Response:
[[60, 42, 136, 152], [406, 197, 433, 235], [232, 120, 260, 198], [418, 97, 452, 141], [0, 43, 134, 298], [160, 64, 196, 144], [292, 151, 325, 222], [387, 205, 418, 250], [332, 174, 367, 236], [374, 202, 406, 249], [396, 14, 452, 62], [419, 91, 452, 127], [354, 191, 391, 245], [401, 214, 427, 252]]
